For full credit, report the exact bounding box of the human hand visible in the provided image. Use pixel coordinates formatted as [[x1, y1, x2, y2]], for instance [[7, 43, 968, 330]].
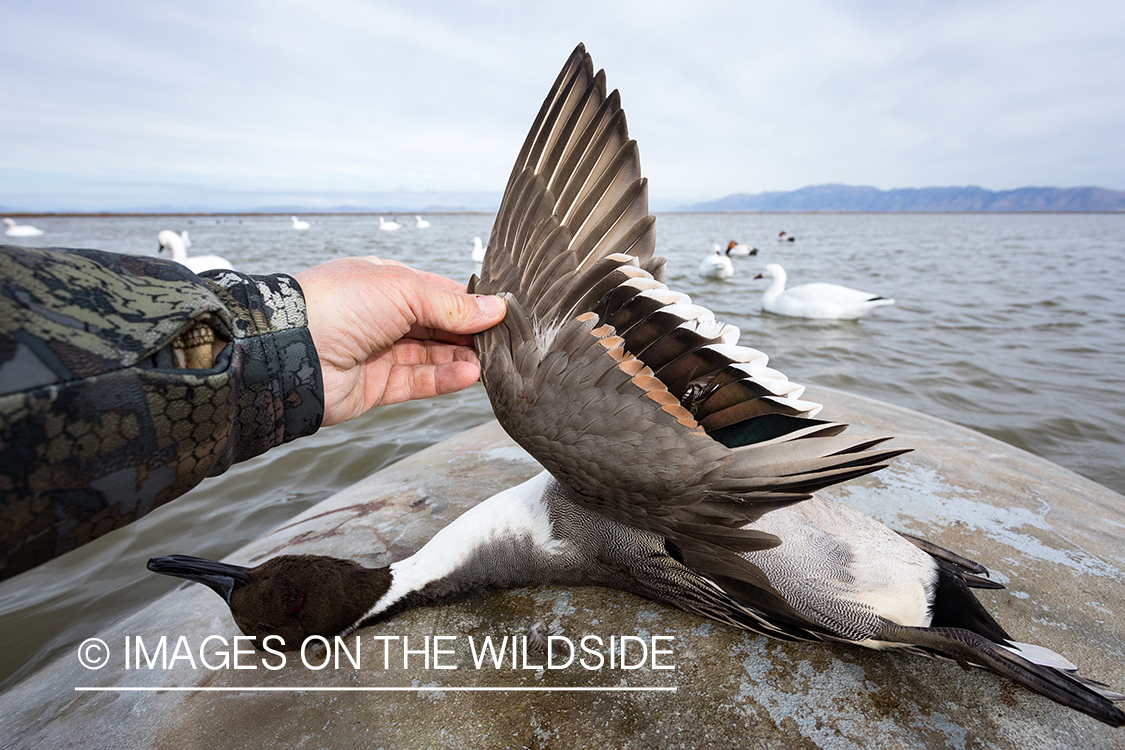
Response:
[[294, 257, 506, 427]]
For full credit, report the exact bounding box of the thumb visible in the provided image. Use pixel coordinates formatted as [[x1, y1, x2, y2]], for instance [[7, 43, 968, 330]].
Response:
[[406, 276, 506, 335]]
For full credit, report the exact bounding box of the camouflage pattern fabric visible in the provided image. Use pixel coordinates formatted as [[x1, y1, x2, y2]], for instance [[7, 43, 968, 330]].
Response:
[[0, 245, 324, 581]]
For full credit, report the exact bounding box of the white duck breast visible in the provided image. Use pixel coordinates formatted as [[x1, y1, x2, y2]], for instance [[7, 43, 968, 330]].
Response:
[[147, 45, 1124, 727], [157, 230, 234, 273], [757, 263, 894, 319]]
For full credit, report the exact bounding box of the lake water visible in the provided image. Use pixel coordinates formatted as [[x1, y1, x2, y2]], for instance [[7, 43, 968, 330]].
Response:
[[1, 211, 1123, 692]]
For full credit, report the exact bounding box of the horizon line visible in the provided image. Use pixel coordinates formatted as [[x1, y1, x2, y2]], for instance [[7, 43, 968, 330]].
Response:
[[5, 209, 1125, 218], [75, 685, 678, 693]]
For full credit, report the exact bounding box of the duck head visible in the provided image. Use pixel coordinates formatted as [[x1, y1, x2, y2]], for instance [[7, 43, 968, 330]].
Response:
[[753, 263, 785, 281], [147, 554, 392, 650]]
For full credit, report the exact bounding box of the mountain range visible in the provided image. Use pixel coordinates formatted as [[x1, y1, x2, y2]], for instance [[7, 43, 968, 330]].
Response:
[[680, 184, 1125, 212]]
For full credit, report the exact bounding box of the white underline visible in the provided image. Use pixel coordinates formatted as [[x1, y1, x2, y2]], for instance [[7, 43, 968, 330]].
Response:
[[75, 686, 676, 693]]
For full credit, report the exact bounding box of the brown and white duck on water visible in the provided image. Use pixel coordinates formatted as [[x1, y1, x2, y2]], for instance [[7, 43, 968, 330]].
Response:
[[148, 45, 1124, 727]]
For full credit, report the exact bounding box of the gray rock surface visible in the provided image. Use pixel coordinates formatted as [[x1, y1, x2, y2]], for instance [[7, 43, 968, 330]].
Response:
[[1, 386, 1122, 749]]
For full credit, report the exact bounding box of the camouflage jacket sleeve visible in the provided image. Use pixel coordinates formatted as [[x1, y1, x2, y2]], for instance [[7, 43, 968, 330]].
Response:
[[0, 245, 324, 580]]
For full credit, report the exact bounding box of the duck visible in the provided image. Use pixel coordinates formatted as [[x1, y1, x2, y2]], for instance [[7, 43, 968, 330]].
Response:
[[754, 263, 895, 320], [157, 229, 234, 273], [3, 218, 45, 237], [148, 45, 1124, 727], [415, 215, 431, 229], [471, 236, 486, 264], [698, 247, 734, 279], [778, 231, 795, 242], [291, 216, 310, 231], [379, 216, 401, 231], [725, 239, 757, 256]]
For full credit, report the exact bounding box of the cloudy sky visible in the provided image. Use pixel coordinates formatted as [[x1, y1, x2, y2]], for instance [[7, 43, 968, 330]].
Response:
[[2, 0, 1123, 211]]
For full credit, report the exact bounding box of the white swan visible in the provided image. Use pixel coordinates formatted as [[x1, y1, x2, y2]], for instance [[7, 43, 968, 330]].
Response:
[[415, 215, 431, 228], [754, 263, 894, 320], [180, 230, 192, 248], [158, 230, 234, 274], [725, 239, 757, 256], [379, 217, 401, 231], [3, 218, 45, 237], [698, 249, 734, 279], [291, 216, 310, 231], [471, 236, 486, 265]]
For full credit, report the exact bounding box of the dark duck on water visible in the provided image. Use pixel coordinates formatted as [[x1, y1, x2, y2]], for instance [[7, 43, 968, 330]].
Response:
[[149, 45, 1124, 727]]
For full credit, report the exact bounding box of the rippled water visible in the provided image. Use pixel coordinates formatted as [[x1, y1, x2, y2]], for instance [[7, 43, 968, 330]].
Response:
[[2, 211, 1123, 692]]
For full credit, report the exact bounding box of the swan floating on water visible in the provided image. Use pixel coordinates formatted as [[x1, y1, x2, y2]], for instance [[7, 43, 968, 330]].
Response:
[[415, 215, 431, 228], [726, 239, 757, 256], [179, 230, 192, 248], [755, 263, 894, 319], [379, 217, 401, 231], [291, 216, 310, 231], [698, 248, 734, 279], [471, 236, 486, 264], [157, 230, 234, 274], [3, 218, 45, 237]]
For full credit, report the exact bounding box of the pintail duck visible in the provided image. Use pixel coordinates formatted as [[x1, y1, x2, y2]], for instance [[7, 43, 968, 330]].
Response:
[[149, 45, 1124, 727], [754, 263, 895, 320]]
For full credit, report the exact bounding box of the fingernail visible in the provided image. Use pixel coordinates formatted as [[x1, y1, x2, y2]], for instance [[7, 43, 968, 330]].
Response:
[[475, 295, 505, 318]]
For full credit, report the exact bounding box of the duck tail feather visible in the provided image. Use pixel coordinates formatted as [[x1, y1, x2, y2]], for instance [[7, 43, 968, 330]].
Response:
[[898, 532, 992, 577], [877, 623, 1125, 727]]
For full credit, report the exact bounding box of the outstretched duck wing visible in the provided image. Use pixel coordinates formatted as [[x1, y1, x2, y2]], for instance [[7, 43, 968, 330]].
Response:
[[470, 44, 906, 562]]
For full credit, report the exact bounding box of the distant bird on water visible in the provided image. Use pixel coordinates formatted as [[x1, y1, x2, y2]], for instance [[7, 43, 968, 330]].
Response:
[[415, 215, 431, 228], [725, 239, 757, 256], [754, 263, 894, 320], [147, 44, 1124, 728], [379, 217, 401, 231], [471, 236, 486, 265], [699, 247, 734, 279], [3, 218, 45, 237], [291, 216, 310, 231], [158, 230, 234, 274], [778, 231, 795, 242]]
